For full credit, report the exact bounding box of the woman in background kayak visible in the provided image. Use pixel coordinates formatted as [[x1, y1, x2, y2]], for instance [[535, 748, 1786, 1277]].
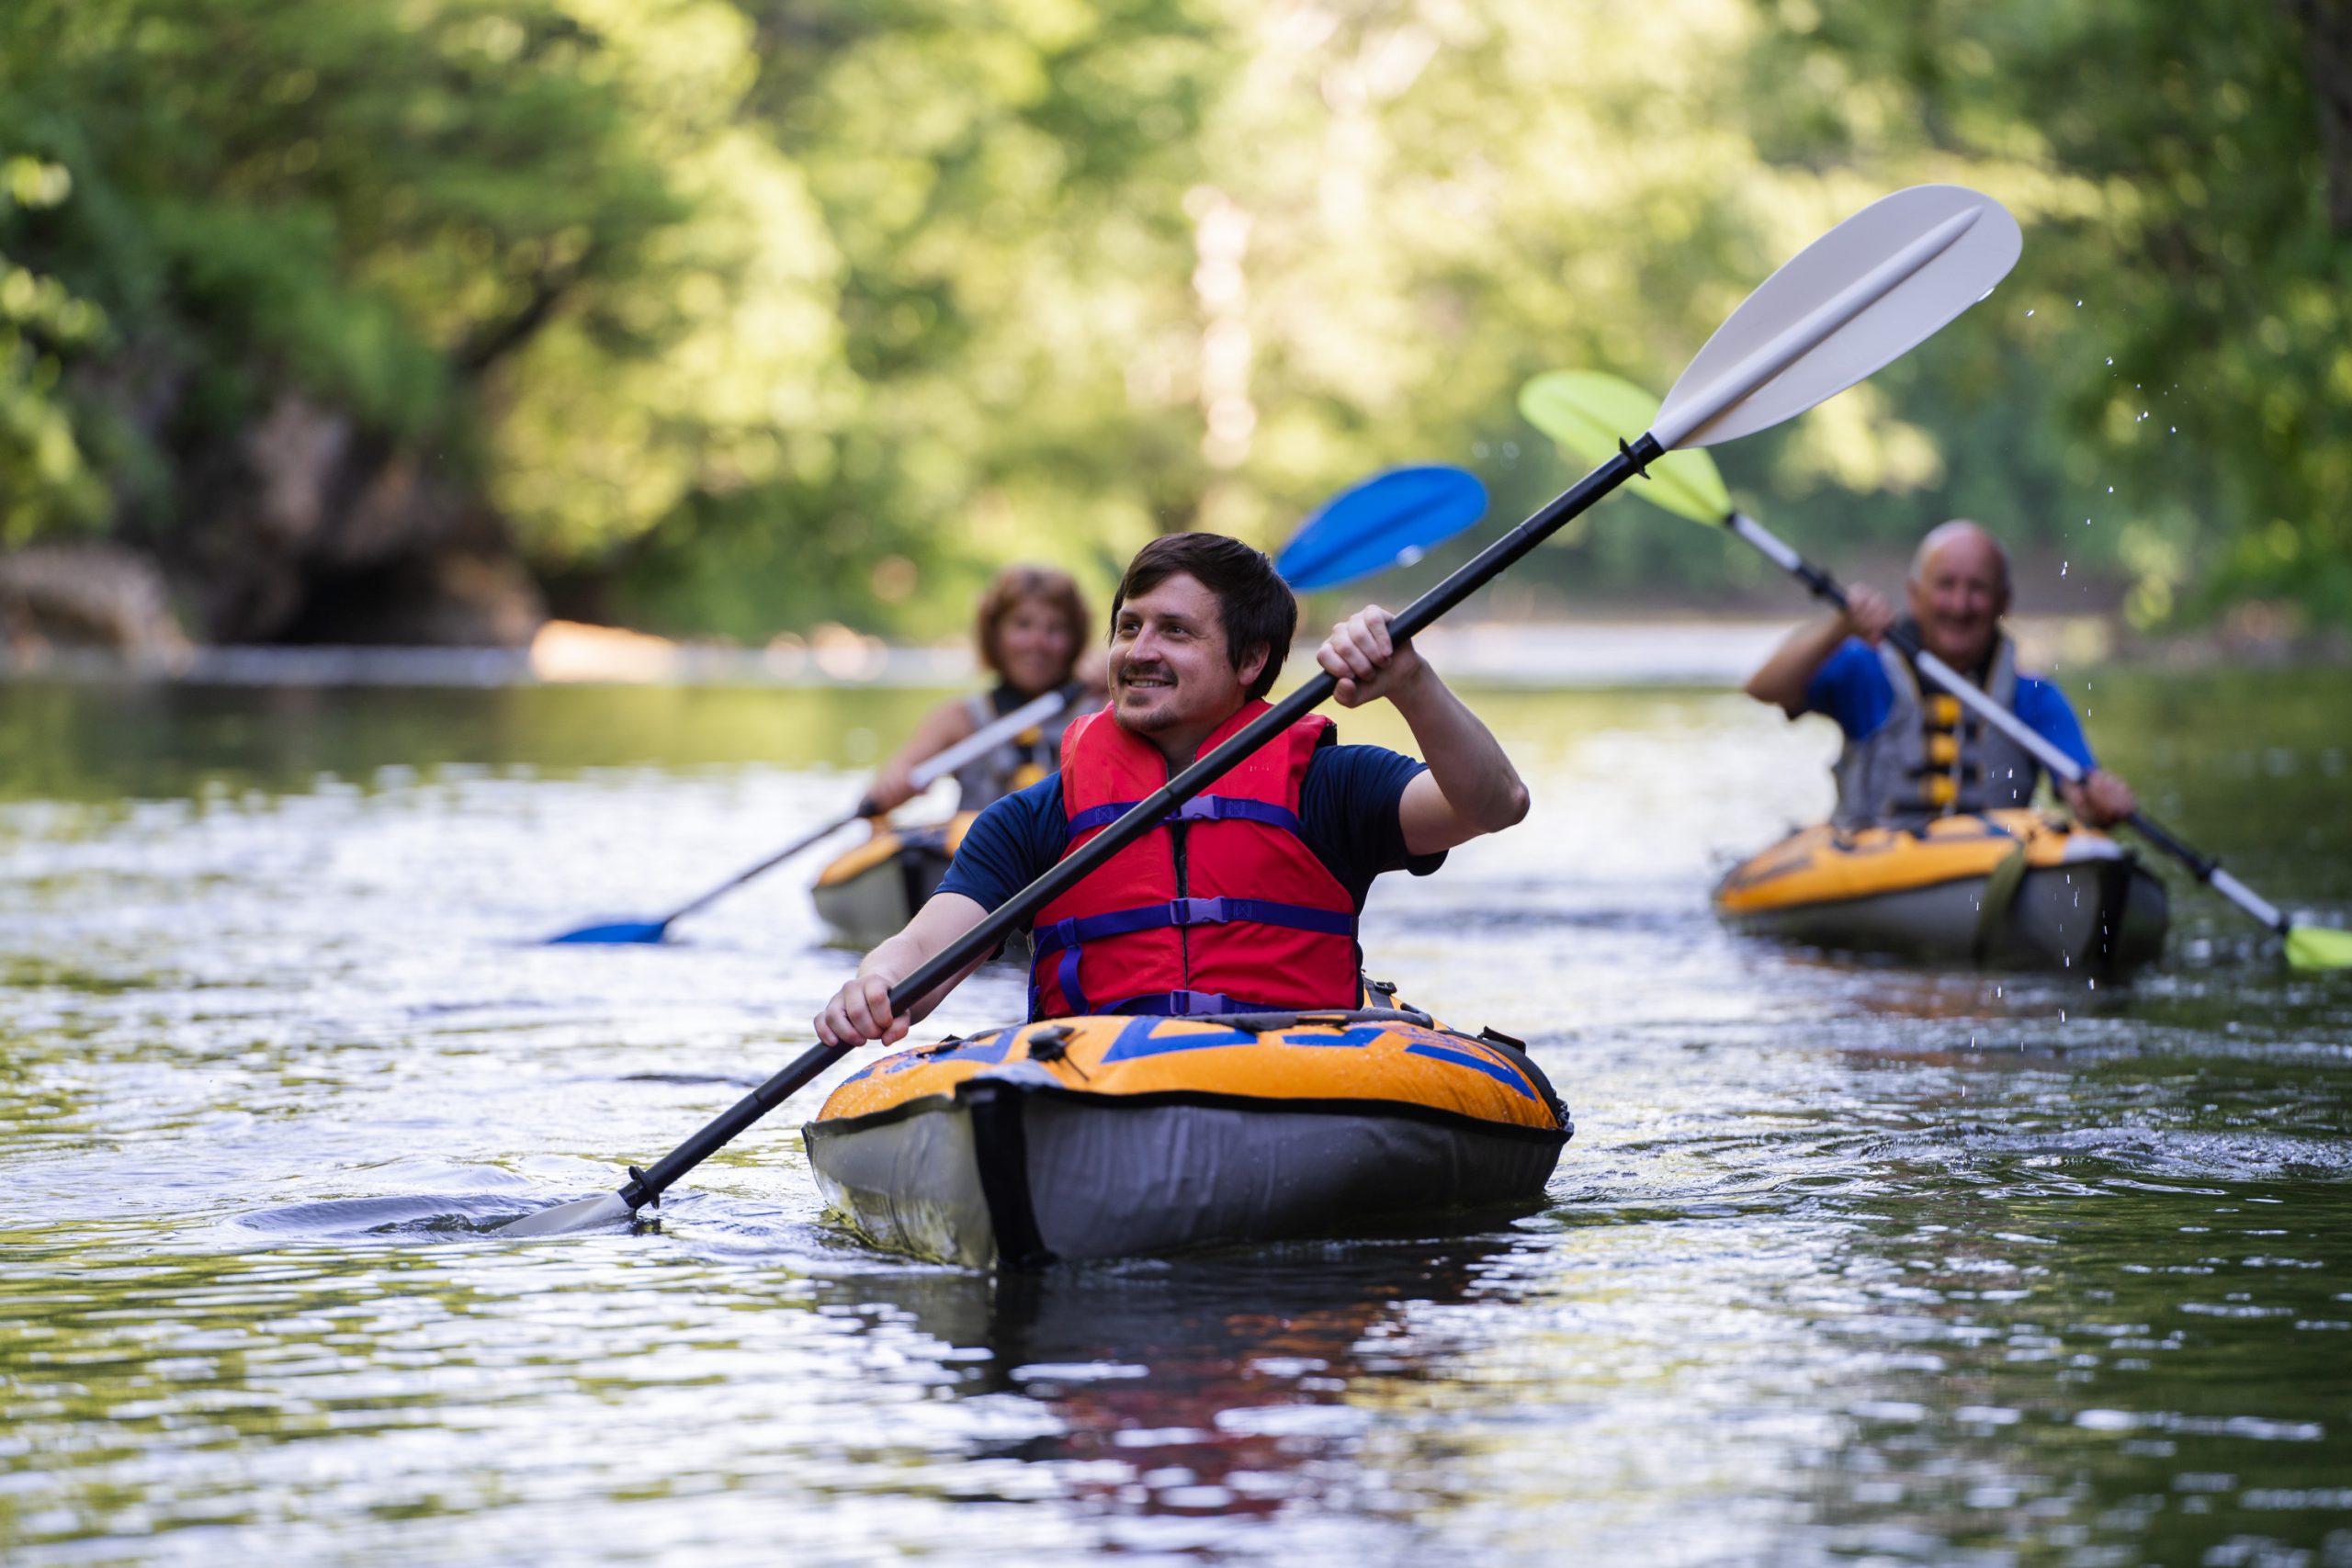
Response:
[[865, 564, 1102, 814]]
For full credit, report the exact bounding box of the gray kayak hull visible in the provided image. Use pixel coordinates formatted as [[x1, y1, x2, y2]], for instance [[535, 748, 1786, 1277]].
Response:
[[806, 1068, 1569, 1270], [1724, 856, 2168, 970]]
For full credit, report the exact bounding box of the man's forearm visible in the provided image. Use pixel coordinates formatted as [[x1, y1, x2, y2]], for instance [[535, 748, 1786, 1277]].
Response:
[[857, 893, 990, 1024], [1746, 614, 1846, 713], [1391, 666, 1529, 832]]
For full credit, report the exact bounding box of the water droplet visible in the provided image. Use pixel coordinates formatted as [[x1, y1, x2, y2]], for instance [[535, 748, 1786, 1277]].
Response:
[[2026, 309, 2036, 317], [2061, 561, 2069, 576], [2107, 486, 2114, 493], [2106, 356, 2113, 365], [2076, 299, 2084, 307]]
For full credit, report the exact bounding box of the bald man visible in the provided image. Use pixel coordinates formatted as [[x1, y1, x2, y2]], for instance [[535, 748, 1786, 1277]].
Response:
[[1745, 520, 2137, 830]]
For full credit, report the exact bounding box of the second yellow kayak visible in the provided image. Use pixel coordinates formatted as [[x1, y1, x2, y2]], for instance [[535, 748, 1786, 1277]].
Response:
[[1714, 809, 2167, 971], [809, 813, 981, 949]]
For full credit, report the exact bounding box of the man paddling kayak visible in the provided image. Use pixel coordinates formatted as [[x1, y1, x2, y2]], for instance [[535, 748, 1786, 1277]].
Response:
[[815, 531, 1531, 1047], [1744, 519, 2137, 831]]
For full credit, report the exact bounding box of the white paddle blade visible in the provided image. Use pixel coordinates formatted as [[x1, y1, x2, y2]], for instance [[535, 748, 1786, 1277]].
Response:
[[498, 1190, 637, 1236], [1653, 185, 2021, 449]]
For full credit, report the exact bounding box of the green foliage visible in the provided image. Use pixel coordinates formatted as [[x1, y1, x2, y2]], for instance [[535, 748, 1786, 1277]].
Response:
[[1744, 0, 2352, 628], [1, 0, 2344, 638], [1, 0, 686, 534], [0, 154, 110, 544]]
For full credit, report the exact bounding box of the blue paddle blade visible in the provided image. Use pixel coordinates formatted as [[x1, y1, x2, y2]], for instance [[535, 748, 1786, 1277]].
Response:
[[546, 919, 672, 945], [1275, 466, 1488, 591]]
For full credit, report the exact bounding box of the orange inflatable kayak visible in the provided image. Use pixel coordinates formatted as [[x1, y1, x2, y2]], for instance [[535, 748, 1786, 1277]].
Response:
[[805, 1007, 1571, 1269]]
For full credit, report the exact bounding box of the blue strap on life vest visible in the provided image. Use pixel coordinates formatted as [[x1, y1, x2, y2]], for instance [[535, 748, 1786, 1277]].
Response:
[[1065, 794, 1306, 838], [1027, 897, 1357, 1020], [1032, 896, 1356, 956], [1104, 989, 1265, 1017]]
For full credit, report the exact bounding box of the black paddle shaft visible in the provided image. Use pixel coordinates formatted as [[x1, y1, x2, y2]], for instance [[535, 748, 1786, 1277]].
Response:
[[607, 439, 1658, 1213]]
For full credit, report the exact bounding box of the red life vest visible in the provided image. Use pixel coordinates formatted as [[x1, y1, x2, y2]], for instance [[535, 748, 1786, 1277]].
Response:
[[1027, 701, 1360, 1019]]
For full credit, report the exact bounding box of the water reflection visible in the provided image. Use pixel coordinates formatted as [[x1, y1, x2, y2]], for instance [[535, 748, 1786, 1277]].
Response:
[[2, 669, 2348, 1564], [849, 1235, 1532, 1530]]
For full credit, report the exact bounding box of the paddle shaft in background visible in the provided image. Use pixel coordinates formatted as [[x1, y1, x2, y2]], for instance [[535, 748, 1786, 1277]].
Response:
[[1724, 509, 2299, 938], [546, 683, 1080, 943], [590, 443, 1657, 1216], [670, 683, 1076, 919]]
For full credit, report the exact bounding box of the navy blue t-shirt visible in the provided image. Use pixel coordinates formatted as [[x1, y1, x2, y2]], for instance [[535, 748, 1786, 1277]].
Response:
[[936, 744, 1444, 921]]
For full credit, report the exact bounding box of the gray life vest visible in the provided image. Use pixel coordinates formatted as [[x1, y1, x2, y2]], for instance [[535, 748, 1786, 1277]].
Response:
[[951, 688, 1066, 811], [1829, 629, 2043, 829]]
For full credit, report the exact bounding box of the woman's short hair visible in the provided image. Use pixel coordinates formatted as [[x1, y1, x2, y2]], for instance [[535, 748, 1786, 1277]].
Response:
[[1111, 533, 1296, 700], [975, 564, 1089, 682]]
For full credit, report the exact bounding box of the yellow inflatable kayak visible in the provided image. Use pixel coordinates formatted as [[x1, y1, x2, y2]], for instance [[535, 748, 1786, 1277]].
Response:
[[809, 814, 983, 950], [805, 1008, 1571, 1269], [1714, 808, 2167, 970]]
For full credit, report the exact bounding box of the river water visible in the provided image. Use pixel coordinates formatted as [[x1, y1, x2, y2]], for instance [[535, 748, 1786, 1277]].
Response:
[[3, 669, 2347, 1566]]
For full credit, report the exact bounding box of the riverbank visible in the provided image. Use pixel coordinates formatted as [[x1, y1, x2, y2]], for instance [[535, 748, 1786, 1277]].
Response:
[[6, 612, 2341, 692]]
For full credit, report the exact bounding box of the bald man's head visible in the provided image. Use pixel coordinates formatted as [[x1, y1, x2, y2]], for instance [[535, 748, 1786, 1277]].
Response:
[[1905, 520, 2011, 669], [1909, 520, 2010, 602]]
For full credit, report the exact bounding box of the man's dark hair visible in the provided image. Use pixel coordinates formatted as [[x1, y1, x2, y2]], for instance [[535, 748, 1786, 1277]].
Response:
[[1111, 532, 1296, 700]]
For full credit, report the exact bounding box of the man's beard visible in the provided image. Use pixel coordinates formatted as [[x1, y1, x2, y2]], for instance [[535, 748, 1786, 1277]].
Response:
[[1115, 682, 1179, 733]]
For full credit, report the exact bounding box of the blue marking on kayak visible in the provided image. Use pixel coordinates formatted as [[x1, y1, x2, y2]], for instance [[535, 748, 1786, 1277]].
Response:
[[1102, 1018, 1258, 1061], [846, 1030, 1014, 1083], [1280, 1025, 1389, 1048], [1406, 1041, 1534, 1099]]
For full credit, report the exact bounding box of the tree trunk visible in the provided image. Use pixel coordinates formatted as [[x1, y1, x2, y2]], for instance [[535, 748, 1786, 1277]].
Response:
[[165, 393, 545, 647], [2285, 0, 2352, 231]]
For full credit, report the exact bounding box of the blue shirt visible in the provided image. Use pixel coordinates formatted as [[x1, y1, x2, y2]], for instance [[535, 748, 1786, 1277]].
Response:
[[1799, 637, 2097, 771], [937, 744, 1445, 921]]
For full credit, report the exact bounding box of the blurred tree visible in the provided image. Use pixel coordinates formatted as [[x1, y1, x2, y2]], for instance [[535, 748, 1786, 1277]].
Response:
[[3, 0, 2345, 644], [603, 0, 1232, 638], [0, 152, 110, 545], [1742, 0, 2352, 630], [1, 0, 699, 637]]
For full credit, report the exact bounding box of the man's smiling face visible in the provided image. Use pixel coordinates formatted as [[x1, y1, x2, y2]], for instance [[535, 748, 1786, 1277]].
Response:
[[1907, 524, 2009, 671], [1107, 571, 1263, 747]]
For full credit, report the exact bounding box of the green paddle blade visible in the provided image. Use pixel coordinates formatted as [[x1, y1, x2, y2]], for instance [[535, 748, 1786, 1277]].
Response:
[[2285, 922, 2352, 972], [1518, 370, 1733, 525]]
